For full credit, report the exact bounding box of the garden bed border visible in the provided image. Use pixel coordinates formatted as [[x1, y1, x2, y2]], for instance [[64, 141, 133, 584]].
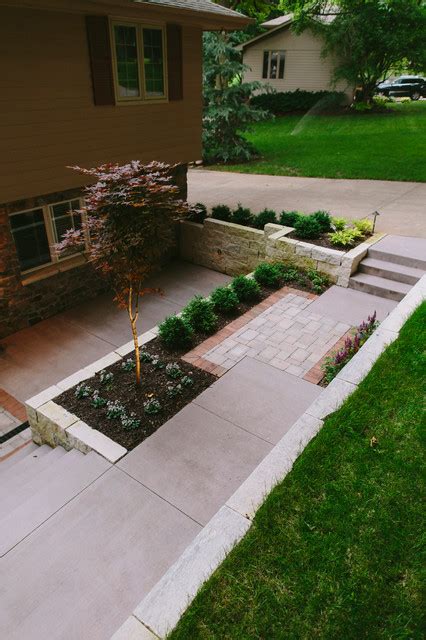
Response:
[[178, 218, 385, 286], [111, 275, 426, 640], [25, 329, 158, 463]]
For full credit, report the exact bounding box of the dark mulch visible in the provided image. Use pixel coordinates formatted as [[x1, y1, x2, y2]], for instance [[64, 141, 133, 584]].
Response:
[[287, 230, 370, 250], [57, 339, 215, 451]]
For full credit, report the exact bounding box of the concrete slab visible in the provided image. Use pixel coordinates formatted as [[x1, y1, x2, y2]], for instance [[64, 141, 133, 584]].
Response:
[[194, 357, 322, 445], [307, 285, 397, 326], [188, 169, 426, 238], [0, 467, 200, 640], [370, 234, 426, 267], [118, 403, 272, 525], [0, 261, 230, 402]]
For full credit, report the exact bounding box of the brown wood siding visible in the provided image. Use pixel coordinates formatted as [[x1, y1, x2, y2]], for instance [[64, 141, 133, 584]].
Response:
[[0, 6, 203, 204]]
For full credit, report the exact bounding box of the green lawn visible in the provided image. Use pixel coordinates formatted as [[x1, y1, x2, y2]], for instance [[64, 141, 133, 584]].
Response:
[[170, 303, 425, 640], [212, 102, 426, 182]]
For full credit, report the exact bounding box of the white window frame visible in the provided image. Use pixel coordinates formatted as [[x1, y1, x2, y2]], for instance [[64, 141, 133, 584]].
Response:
[[262, 50, 286, 80], [110, 20, 168, 105], [9, 198, 87, 275]]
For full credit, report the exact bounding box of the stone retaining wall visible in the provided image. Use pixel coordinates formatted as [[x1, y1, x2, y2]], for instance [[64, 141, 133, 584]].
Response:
[[178, 218, 384, 285]]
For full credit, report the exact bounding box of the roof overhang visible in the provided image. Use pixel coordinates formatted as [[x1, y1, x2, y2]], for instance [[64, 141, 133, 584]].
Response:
[[235, 19, 293, 51], [0, 0, 252, 30]]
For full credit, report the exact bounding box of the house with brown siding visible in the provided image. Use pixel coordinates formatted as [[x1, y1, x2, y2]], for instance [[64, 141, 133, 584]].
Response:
[[0, 0, 248, 338]]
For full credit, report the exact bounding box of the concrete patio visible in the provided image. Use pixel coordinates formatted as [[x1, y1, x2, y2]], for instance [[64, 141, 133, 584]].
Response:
[[188, 169, 426, 238]]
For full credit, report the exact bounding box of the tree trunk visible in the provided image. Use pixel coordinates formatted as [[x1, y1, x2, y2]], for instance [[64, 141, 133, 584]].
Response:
[[128, 285, 141, 385]]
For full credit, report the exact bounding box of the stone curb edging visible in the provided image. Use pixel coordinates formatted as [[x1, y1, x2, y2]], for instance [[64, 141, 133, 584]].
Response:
[[25, 330, 157, 464], [112, 274, 426, 639]]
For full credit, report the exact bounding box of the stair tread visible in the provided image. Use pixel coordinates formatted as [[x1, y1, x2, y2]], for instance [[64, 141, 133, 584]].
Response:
[[0, 450, 110, 556], [0, 445, 54, 497], [350, 273, 411, 293], [0, 442, 39, 476], [0, 447, 69, 516], [361, 257, 424, 278]]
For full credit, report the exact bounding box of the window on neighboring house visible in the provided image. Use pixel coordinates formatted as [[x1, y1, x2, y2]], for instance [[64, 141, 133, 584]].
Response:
[[9, 199, 85, 273], [112, 22, 166, 101], [262, 51, 286, 80]]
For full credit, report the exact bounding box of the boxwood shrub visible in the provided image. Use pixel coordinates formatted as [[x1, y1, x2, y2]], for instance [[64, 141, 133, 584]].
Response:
[[211, 204, 232, 222], [231, 275, 261, 302], [251, 90, 346, 115], [210, 286, 239, 315], [252, 209, 277, 230], [294, 215, 322, 239], [254, 262, 282, 288], [182, 295, 218, 334], [232, 204, 254, 226], [158, 315, 193, 350], [279, 210, 301, 227]]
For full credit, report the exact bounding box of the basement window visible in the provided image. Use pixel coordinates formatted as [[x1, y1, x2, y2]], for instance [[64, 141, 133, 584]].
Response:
[[262, 51, 286, 80], [9, 198, 86, 274]]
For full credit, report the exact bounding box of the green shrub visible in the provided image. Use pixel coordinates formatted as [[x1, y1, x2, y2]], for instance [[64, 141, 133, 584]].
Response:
[[231, 275, 261, 302], [278, 265, 303, 284], [211, 204, 232, 221], [182, 295, 218, 334], [312, 210, 332, 232], [352, 218, 373, 236], [251, 90, 346, 115], [210, 286, 239, 315], [294, 215, 322, 239], [252, 209, 277, 229], [158, 314, 193, 350], [232, 204, 254, 226], [329, 228, 363, 247], [254, 262, 282, 288], [307, 269, 330, 293], [331, 216, 347, 231], [279, 210, 301, 227], [188, 202, 208, 224]]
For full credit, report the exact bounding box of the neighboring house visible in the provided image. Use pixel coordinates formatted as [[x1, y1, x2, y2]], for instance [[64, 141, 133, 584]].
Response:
[[238, 14, 352, 99], [0, 0, 248, 339]]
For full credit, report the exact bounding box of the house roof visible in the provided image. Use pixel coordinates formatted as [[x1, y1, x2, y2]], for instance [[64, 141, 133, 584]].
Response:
[[261, 13, 293, 29], [2, 0, 251, 30]]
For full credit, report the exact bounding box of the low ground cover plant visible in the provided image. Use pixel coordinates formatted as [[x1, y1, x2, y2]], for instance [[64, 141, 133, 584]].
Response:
[[322, 312, 378, 383]]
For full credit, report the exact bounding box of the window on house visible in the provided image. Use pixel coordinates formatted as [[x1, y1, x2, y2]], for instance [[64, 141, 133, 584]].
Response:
[[262, 51, 286, 80], [112, 22, 166, 101], [9, 199, 85, 273], [10, 208, 51, 271]]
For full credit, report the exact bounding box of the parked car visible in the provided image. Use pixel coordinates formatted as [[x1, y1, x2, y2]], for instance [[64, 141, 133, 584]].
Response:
[[376, 76, 426, 100]]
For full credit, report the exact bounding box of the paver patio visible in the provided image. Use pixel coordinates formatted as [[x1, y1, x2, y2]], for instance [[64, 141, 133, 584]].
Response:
[[189, 169, 426, 238]]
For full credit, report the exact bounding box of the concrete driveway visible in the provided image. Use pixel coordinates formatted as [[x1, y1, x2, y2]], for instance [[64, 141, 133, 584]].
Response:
[[188, 169, 426, 238]]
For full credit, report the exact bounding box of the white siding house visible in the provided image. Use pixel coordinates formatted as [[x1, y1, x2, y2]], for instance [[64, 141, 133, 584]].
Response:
[[238, 15, 353, 100]]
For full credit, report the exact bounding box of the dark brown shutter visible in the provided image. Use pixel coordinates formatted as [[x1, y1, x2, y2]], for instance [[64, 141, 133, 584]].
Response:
[[167, 24, 183, 101], [86, 16, 115, 106]]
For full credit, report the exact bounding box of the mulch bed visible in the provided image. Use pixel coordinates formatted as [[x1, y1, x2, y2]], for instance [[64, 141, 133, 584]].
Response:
[[57, 278, 328, 451], [287, 230, 371, 250]]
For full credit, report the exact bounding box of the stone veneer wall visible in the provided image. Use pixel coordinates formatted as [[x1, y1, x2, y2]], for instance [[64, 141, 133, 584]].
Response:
[[0, 166, 188, 339], [178, 218, 383, 284]]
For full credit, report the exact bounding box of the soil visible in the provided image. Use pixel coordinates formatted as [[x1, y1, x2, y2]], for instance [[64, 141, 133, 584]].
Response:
[[57, 279, 328, 451], [287, 230, 371, 251]]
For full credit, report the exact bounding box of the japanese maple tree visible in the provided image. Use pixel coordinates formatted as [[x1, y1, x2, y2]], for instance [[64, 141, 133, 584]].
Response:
[[56, 160, 188, 384]]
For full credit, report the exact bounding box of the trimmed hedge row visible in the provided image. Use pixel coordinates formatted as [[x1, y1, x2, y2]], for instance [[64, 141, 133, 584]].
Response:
[[251, 90, 346, 115]]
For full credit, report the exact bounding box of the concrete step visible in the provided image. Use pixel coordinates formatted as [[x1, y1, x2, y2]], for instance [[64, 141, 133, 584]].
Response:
[[0, 442, 39, 477], [349, 273, 411, 302], [359, 257, 424, 285], [368, 235, 426, 270], [0, 444, 54, 496], [0, 450, 110, 557], [0, 447, 68, 515]]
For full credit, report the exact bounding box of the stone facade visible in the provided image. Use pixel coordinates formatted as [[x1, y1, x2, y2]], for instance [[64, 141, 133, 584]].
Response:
[[0, 166, 188, 339], [178, 218, 383, 282]]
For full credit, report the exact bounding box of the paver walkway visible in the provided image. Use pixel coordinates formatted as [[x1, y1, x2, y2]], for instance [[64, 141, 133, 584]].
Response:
[[189, 169, 426, 238]]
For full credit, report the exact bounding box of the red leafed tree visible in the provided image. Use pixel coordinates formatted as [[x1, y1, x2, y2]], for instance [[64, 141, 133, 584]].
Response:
[[57, 161, 188, 384]]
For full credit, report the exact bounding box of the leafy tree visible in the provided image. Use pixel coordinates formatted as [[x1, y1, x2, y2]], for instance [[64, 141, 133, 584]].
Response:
[[202, 31, 269, 163], [280, 0, 426, 103], [56, 161, 188, 384]]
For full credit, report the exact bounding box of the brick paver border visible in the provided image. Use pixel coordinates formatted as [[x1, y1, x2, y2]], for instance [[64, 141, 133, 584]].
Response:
[[303, 329, 355, 384], [0, 389, 27, 423], [183, 287, 317, 377]]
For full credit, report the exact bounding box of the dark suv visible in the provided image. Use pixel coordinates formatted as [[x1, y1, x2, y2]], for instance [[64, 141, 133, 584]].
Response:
[[377, 76, 426, 100]]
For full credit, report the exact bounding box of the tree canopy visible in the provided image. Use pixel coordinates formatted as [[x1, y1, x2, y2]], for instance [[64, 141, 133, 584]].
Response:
[[280, 0, 426, 101]]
